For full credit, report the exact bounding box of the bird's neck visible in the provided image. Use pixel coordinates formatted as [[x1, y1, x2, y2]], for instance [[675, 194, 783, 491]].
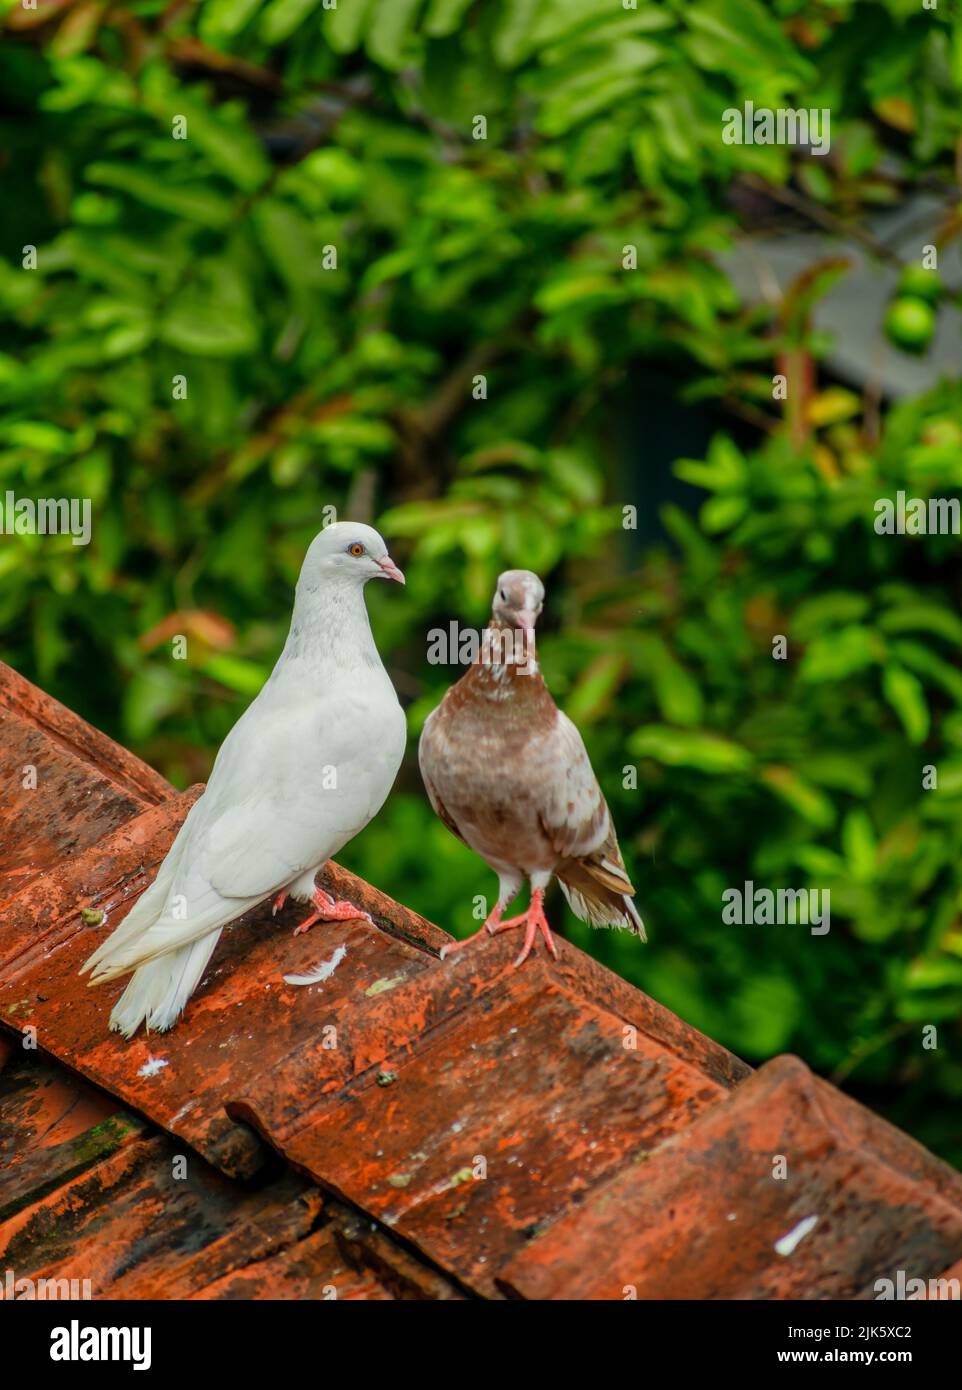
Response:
[[279, 577, 382, 676], [463, 619, 545, 700]]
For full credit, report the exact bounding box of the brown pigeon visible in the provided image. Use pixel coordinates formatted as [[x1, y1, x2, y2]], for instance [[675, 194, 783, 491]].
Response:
[[419, 569, 645, 966]]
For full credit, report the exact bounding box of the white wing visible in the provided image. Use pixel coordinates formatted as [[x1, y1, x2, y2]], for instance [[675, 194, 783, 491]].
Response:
[[85, 677, 404, 976], [202, 684, 405, 896]]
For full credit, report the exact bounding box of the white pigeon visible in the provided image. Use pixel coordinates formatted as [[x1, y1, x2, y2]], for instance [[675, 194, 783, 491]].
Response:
[[82, 521, 407, 1037]]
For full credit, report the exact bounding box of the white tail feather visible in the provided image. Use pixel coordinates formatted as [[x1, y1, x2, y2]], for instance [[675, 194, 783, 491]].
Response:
[[81, 800, 202, 979], [623, 892, 647, 942], [86, 897, 248, 982], [108, 932, 223, 1038], [559, 880, 646, 941]]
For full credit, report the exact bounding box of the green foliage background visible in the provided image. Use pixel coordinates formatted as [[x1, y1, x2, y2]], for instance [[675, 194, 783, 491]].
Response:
[[2, 0, 961, 1163]]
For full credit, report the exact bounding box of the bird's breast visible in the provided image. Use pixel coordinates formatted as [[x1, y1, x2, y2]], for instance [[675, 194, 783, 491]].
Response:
[[423, 708, 560, 872]]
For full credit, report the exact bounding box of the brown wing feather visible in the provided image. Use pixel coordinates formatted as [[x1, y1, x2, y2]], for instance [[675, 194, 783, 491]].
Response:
[[418, 706, 468, 845], [540, 713, 644, 937], [536, 712, 611, 859]]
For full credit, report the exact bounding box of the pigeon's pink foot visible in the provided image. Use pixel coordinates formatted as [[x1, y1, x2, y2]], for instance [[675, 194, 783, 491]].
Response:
[[293, 888, 374, 936], [439, 903, 505, 960], [488, 888, 559, 968], [272, 891, 288, 917], [439, 906, 503, 961], [439, 929, 482, 960]]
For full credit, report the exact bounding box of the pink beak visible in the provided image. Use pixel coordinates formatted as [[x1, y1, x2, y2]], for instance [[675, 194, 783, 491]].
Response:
[[376, 554, 405, 585], [516, 610, 537, 661]]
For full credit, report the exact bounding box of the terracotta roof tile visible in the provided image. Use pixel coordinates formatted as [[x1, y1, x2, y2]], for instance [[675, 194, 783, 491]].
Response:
[[497, 1054, 962, 1300], [0, 1051, 145, 1223], [2, 658, 961, 1300], [0, 1053, 459, 1301], [2, 1136, 319, 1299], [188, 1227, 393, 1302], [0, 661, 170, 902], [230, 941, 740, 1295], [1, 852, 445, 1178], [0, 660, 743, 1210]]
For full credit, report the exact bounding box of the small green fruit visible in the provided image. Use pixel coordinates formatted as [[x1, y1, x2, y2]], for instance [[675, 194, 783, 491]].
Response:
[[884, 296, 936, 354], [897, 264, 943, 305]]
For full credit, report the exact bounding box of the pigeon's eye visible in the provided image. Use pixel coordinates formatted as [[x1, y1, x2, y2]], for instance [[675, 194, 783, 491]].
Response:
[[499, 589, 507, 601], [348, 542, 365, 557]]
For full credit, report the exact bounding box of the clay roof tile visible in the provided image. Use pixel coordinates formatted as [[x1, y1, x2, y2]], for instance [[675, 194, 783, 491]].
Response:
[[1, 659, 960, 1300]]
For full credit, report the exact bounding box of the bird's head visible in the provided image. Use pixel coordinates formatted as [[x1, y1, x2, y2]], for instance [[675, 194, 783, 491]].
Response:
[[491, 569, 544, 640], [304, 521, 405, 587]]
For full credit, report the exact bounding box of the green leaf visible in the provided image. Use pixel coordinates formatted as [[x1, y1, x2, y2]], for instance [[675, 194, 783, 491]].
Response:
[[802, 753, 872, 798], [365, 0, 424, 71], [842, 809, 877, 881], [325, 0, 375, 49], [882, 663, 930, 743], [160, 298, 257, 357], [648, 643, 704, 727], [800, 626, 884, 683], [895, 991, 962, 1022], [528, 0, 673, 50], [792, 592, 870, 640], [535, 273, 623, 314], [199, 0, 264, 41], [675, 434, 747, 491], [760, 765, 836, 829], [142, 98, 269, 193], [1, 422, 74, 453], [200, 653, 269, 696], [565, 650, 624, 725], [85, 163, 233, 228], [629, 725, 754, 774], [536, 45, 662, 136], [493, 0, 540, 68], [424, 0, 476, 37], [253, 199, 322, 290], [259, 0, 323, 43], [701, 493, 748, 532], [892, 640, 962, 705], [878, 602, 962, 647], [728, 975, 802, 1055], [123, 665, 184, 742], [905, 957, 962, 990], [684, 0, 813, 85]]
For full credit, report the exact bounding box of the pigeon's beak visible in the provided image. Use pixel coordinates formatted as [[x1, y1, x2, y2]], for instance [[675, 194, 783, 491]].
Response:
[[516, 610, 538, 662], [376, 554, 406, 585]]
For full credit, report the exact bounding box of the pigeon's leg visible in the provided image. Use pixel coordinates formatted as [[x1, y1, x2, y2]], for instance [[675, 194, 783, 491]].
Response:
[[488, 888, 559, 968], [293, 888, 374, 936], [439, 908, 500, 959], [439, 873, 522, 960], [272, 891, 288, 917]]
